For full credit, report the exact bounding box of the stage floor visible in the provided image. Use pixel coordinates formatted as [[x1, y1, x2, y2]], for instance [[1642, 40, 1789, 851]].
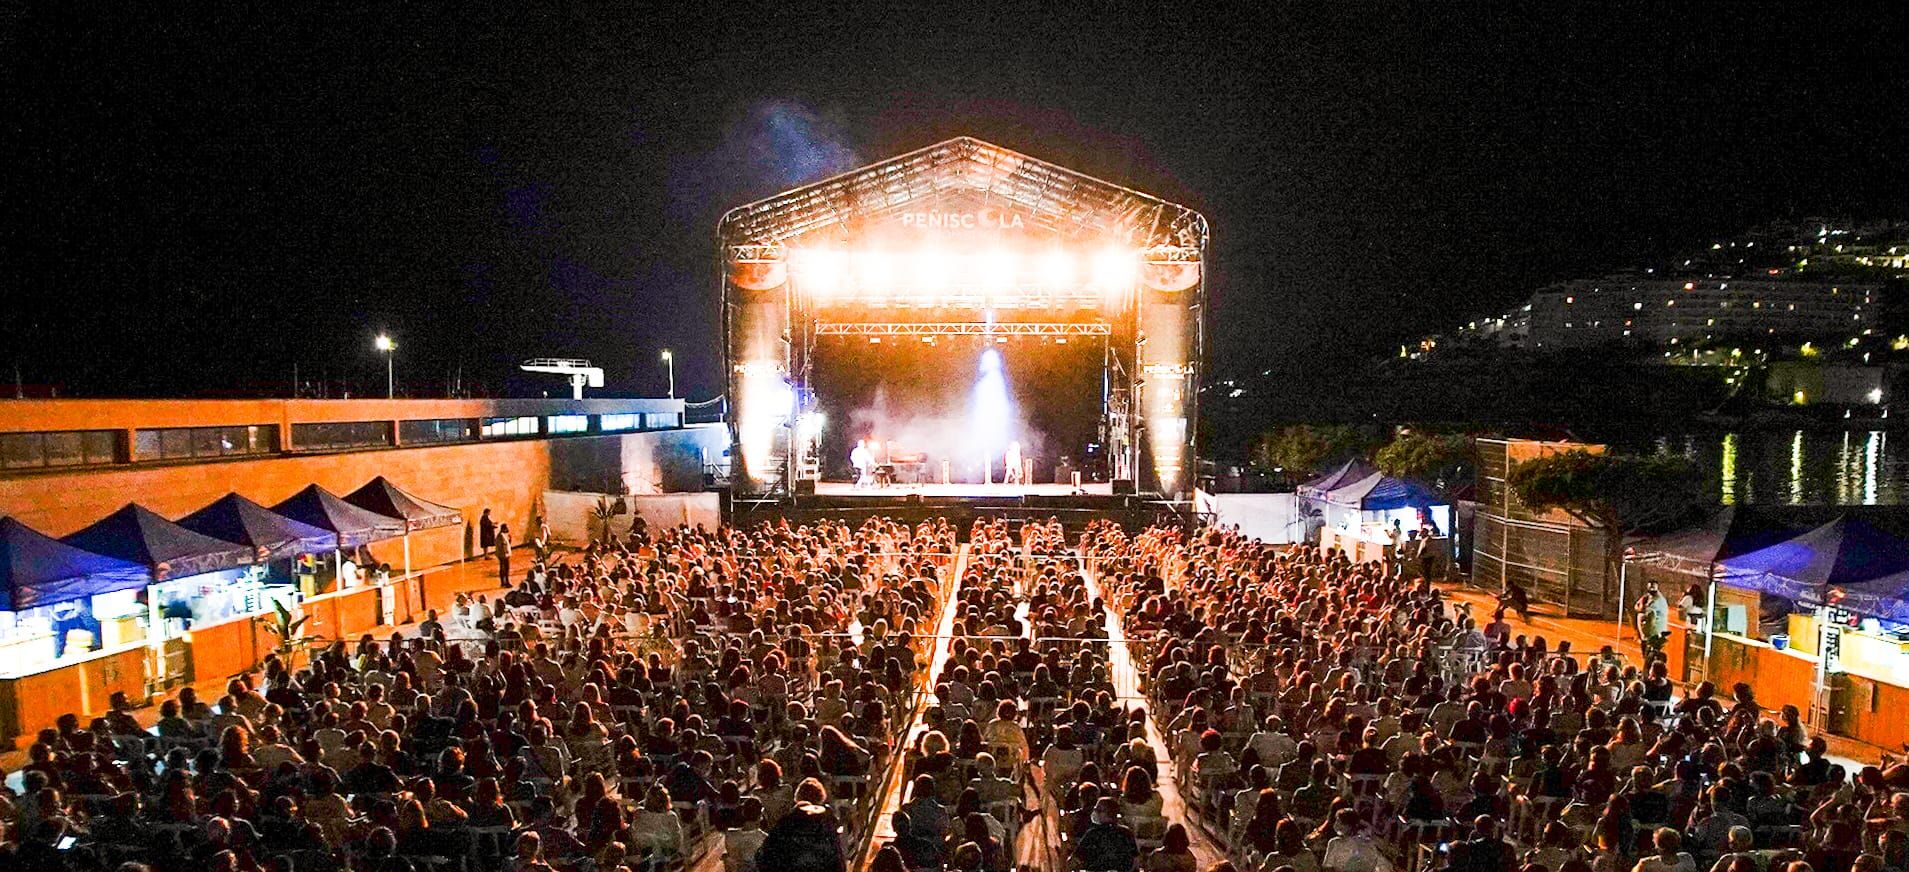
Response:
[[814, 481, 1112, 498]]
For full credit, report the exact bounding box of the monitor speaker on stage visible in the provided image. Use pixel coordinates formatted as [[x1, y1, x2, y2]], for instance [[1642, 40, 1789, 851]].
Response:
[[794, 479, 817, 496], [1112, 478, 1136, 495]]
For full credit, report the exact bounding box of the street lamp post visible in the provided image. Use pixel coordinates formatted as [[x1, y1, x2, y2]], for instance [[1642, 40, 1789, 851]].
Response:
[[375, 334, 395, 399], [661, 349, 674, 398]]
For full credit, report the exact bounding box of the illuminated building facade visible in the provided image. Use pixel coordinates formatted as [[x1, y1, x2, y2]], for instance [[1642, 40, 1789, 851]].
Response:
[[1430, 221, 1907, 357], [1524, 276, 1884, 350]]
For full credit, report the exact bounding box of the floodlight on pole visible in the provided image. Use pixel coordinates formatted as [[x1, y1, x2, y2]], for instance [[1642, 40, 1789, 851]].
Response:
[[374, 334, 395, 398], [661, 349, 675, 398]]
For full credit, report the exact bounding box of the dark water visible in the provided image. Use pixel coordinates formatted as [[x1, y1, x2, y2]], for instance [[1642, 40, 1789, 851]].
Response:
[[1618, 429, 1909, 506]]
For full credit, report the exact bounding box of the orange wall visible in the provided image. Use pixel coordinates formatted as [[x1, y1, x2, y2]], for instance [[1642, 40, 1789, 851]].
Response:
[[1707, 634, 1821, 724], [302, 586, 384, 643], [0, 646, 147, 742], [1666, 624, 1689, 683], [190, 614, 267, 684], [1839, 673, 1909, 751], [0, 438, 548, 544], [0, 425, 727, 572], [0, 397, 707, 569], [0, 397, 683, 434]]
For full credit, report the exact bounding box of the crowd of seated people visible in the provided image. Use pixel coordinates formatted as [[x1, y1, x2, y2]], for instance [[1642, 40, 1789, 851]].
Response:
[[0, 517, 955, 872], [1087, 522, 1909, 872], [10, 513, 1909, 872], [879, 518, 1193, 872]]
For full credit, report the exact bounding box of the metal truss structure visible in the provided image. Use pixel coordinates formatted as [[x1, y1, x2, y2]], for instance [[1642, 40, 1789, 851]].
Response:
[[806, 292, 1114, 310], [813, 322, 1112, 337], [718, 137, 1207, 253], [720, 137, 1204, 498]]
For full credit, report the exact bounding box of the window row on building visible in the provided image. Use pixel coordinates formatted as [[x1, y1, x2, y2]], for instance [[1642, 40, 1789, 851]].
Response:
[[133, 425, 280, 462], [0, 410, 682, 473], [1, 429, 122, 470], [1443, 277, 1888, 352]]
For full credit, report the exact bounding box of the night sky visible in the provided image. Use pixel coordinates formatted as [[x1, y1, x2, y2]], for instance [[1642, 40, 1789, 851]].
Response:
[[5, 4, 1905, 401]]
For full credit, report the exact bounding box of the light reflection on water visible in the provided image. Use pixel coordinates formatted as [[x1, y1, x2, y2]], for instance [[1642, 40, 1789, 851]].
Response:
[[1640, 429, 1900, 506]]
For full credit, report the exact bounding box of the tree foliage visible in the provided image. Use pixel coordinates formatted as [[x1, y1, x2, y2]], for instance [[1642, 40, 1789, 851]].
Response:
[[1506, 450, 1707, 535], [1253, 425, 1364, 481], [1508, 450, 1708, 598], [1375, 432, 1475, 486]]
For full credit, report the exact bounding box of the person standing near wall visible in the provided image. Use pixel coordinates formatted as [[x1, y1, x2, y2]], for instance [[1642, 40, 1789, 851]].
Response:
[[478, 508, 496, 556], [535, 516, 552, 561], [496, 522, 512, 588], [1636, 581, 1670, 662], [1679, 583, 1707, 633]]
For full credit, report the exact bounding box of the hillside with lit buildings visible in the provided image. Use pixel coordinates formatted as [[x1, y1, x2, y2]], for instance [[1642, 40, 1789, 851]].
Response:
[[1425, 220, 1908, 357]]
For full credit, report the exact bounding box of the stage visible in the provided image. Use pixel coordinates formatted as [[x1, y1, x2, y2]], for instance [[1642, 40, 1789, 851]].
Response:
[[814, 481, 1113, 498], [732, 478, 1187, 532], [721, 138, 1205, 501]]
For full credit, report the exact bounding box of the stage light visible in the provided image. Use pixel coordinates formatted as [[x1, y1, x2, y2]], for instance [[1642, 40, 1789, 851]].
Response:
[[735, 363, 791, 482], [979, 249, 1017, 293], [970, 348, 1014, 483], [916, 249, 951, 293], [1040, 250, 1076, 288], [857, 251, 895, 293], [1091, 247, 1137, 294], [797, 411, 826, 439], [793, 249, 846, 297]]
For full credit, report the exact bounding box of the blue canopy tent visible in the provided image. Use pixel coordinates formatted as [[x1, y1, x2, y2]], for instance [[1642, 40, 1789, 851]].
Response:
[[271, 485, 404, 590], [0, 516, 150, 611], [63, 503, 256, 582], [343, 477, 461, 531], [177, 493, 339, 562], [270, 485, 405, 548], [1321, 473, 1450, 568], [1717, 516, 1909, 617], [1836, 572, 1909, 624], [1629, 505, 1819, 578], [1320, 472, 1453, 548], [1325, 473, 1445, 511], [1296, 459, 1378, 542], [1711, 515, 1909, 719], [1297, 458, 1378, 500], [343, 477, 463, 574]]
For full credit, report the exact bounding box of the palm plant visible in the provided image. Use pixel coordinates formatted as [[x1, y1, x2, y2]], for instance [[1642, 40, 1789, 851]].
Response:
[[591, 496, 616, 543], [262, 599, 307, 664]]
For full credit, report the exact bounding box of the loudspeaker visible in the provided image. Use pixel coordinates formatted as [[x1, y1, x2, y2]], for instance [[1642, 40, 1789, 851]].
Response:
[[1111, 478, 1136, 495], [793, 479, 817, 496]]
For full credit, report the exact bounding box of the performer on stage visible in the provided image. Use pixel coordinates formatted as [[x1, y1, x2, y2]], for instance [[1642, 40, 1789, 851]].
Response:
[[1004, 441, 1024, 484], [850, 439, 875, 488]]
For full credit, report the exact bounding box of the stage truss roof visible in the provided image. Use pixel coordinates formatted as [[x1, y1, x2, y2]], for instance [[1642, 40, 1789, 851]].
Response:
[[718, 137, 1208, 254], [814, 322, 1112, 337]]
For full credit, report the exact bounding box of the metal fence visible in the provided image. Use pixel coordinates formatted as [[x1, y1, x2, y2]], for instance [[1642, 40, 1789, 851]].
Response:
[[1473, 439, 1617, 619]]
